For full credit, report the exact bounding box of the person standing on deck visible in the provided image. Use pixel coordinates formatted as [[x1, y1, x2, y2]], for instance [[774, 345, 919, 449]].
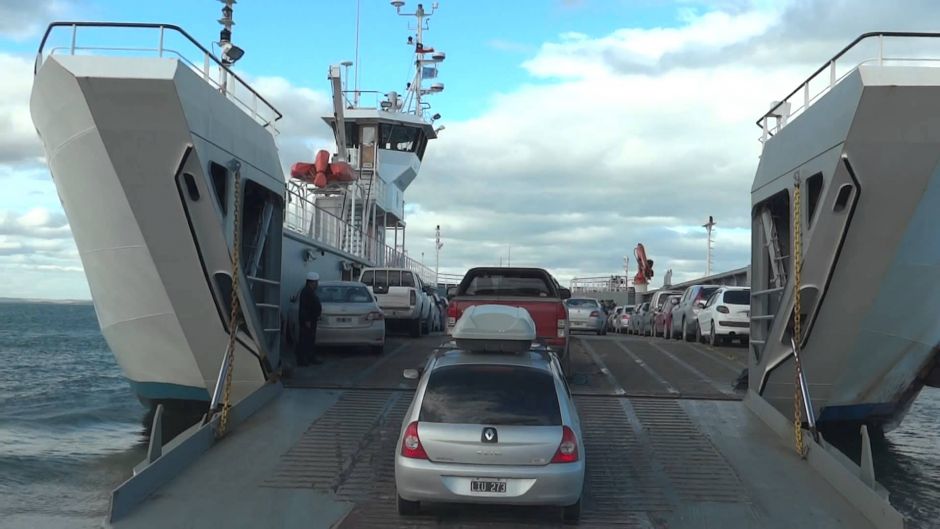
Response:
[[298, 272, 323, 366]]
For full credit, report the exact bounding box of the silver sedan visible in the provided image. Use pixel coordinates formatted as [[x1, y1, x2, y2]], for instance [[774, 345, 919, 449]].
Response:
[[315, 281, 385, 354], [395, 348, 584, 522]]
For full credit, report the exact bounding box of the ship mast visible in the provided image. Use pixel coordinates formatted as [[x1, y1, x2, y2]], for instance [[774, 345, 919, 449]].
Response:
[[391, 1, 445, 117]]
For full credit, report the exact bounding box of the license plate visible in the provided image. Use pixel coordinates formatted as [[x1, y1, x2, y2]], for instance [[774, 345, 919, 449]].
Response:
[[470, 480, 506, 493], [333, 316, 352, 324]]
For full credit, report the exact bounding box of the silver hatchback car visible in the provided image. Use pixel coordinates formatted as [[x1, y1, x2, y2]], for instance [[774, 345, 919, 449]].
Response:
[[395, 348, 585, 521]]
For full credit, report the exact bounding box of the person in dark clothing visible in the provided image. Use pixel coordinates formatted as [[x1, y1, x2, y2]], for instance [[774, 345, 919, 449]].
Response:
[[297, 272, 323, 366]]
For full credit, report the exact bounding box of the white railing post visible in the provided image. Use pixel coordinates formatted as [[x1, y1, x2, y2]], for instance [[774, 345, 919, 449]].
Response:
[[70, 24, 77, 55], [203, 52, 210, 79], [878, 34, 884, 65], [803, 83, 810, 110], [829, 60, 836, 87], [158, 26, 165, 58]]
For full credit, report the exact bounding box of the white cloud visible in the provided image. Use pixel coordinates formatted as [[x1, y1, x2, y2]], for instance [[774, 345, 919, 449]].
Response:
[[0, 53, 44, 166], [0, 0, 79, 40], [401, 0, 940, 287]]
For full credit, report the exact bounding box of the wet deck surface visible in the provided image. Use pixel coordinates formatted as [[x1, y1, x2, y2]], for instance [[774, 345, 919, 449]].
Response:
[[115, 333, 877, 529]]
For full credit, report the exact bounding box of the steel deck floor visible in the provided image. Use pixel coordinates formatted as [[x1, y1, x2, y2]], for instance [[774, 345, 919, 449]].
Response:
[[112, 334, 878, 529]]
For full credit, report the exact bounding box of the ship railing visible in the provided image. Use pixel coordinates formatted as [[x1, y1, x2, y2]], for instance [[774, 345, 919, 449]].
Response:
[[758, 31, 940, 142], [341, 89, 432, 122], [284, 183, 436, 284], [34, 22, 282, 133], [570, 276, 630, 293]]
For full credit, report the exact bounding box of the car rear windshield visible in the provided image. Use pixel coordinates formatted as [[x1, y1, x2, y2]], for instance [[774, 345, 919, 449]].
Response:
[[419, 365, 562, 426], [360, 270, 416, 289], [318, 285, 374, 303], [624, 306, 635, 314], [565, 298, 599, 308], [722, 289, 750, 305], [461, 270, 554, 297]]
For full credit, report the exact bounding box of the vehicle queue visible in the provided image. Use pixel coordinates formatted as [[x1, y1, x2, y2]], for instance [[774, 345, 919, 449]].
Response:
[[300, 267, 748, 523], [600, 284, 751, 346]]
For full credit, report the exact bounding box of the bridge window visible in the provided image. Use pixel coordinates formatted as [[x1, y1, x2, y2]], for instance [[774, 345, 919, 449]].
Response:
[[379, 124, 426, 153]]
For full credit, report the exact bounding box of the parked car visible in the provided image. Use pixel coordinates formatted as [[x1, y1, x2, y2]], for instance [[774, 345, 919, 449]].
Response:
[[696, 287, 751, 345], [629, 302, 650, 335], [615, 305, 635, 334], [446, 267, 572, 371], [565, 298, 606, 335], [607, 306, 623, 332], [360, 267, 433, 337], [645, 290, 681, 337], [395, 307, 584, 521], [654, 295, 682, 338], [671, 285, 721, 341], [314, 281, 385, 354]]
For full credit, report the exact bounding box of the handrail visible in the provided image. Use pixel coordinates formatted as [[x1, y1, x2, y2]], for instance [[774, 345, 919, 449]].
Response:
[[284, 183, 436, 284], [757, 31, 940, 141], [34, 21, 283, 125]]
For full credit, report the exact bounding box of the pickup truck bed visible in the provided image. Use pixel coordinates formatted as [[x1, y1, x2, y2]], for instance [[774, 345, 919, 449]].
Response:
[[447, 267, 571, 369]]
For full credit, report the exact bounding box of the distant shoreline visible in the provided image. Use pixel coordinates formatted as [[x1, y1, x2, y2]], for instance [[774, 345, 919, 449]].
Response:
[[0, 297, 93, 305]]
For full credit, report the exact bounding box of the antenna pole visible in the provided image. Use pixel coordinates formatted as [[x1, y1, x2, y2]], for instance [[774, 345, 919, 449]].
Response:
[[414, 4, 425, 117], [703, 215, 716, 277], [354, 0, 361, 106]]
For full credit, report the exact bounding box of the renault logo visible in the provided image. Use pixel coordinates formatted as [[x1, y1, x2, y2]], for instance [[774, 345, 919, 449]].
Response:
[[481, 427, 498, 443]]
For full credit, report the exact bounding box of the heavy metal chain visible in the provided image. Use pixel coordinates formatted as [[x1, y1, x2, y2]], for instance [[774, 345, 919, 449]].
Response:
[[218, 164, 242, 438], [792, 178, 807, 458]]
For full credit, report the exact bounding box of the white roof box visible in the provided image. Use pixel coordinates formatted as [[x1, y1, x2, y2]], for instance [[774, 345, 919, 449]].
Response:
[[451, 304, 536, 353]]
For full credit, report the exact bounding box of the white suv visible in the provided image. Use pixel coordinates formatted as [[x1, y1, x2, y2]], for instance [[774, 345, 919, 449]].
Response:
[[359, 268, 432, 337]]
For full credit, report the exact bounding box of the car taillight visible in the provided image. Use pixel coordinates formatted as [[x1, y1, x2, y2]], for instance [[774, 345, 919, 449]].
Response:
[[589, 311, 599, 317], [717, 305, 729, 314], [409, 291, 417, 306], [400, 421, 427, 459], [622, 314, 630, 320], [556, 304, 567, 337], [551, 426, 579, 463], [447, 303, 459, 330], [366, 311, 384, 321]]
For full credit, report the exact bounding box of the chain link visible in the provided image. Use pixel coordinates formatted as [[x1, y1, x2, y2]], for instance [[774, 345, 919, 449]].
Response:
[[218, 164, 242, 438], [792, 179, 807, 458]]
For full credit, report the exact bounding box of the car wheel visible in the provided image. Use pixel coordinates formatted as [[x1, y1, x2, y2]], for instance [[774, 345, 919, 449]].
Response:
[[397, 495, 420, 516], [681, 319, 689, 342], [562, 498, 581, 523], [709, 322, 717, 347], [409, 318, 421, 338], [695, 322, 702, 343]]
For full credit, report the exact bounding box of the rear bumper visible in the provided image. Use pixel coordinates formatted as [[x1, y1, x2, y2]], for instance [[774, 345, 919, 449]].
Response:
[[569, 317, 602, 331], [382, 307, 420, 320], [317, 322, 385, 345], [715, 320, 749, 335], [396, 456, 584, 506]]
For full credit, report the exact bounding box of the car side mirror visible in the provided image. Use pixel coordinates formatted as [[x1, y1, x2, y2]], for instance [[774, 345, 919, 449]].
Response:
[[558, 288, 571, 300], [403, 368, 420, 380], [695, 300, 706, 309]]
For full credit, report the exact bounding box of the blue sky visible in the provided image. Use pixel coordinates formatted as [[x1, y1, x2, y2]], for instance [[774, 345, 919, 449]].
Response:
[[3, 0, 938, 299]]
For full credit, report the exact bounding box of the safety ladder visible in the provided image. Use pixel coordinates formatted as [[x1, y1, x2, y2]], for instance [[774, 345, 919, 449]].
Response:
[[749, 207, 790, 346]]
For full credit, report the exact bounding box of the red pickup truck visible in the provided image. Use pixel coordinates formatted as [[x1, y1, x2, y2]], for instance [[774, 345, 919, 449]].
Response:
[[447, 267, 572, 370]]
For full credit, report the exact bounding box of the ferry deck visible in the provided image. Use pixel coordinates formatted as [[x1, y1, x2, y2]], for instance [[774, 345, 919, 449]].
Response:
[[109, 332, 902, 529]]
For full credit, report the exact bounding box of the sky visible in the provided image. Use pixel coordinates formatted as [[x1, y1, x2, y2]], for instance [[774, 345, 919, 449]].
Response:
[[2, 0, 939, 299]]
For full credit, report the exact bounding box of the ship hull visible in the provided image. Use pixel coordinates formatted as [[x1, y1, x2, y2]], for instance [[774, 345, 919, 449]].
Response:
[[30, 55, 368, 411], [751, 65, 940, 430]]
